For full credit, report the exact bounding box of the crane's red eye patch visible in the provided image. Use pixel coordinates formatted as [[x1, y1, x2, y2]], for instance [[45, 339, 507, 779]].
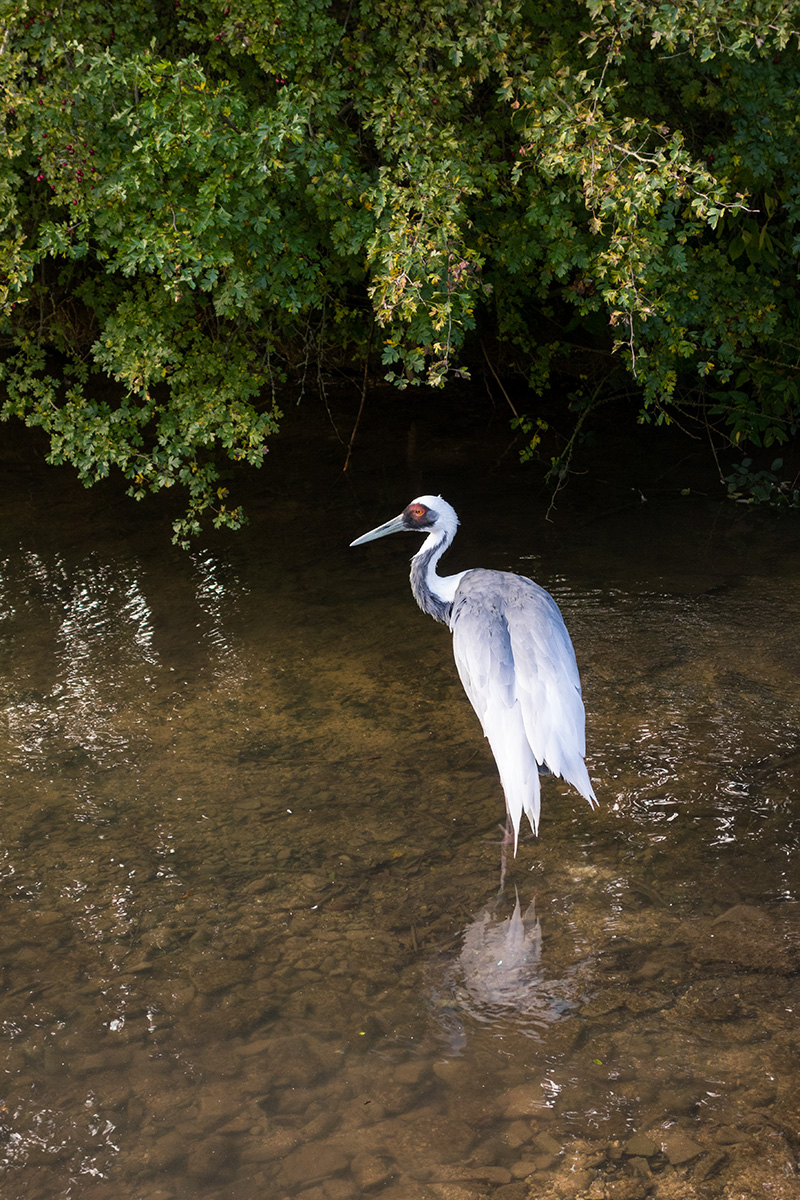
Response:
[[402, 501, 433, 529], [405, 503, 430, 525]]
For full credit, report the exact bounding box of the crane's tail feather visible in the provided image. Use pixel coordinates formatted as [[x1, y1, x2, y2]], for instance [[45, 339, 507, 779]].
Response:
[[480, 701, 541, 854], [484, 710, 597, 854], [562, 757, 598, 810]]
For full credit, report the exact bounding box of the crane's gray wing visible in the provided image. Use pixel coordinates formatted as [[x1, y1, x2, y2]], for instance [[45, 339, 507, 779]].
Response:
[[450, 569, 595, 845]]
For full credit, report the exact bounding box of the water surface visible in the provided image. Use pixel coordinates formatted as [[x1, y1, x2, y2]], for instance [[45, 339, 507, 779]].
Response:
[[1, 411, 799, 1200]]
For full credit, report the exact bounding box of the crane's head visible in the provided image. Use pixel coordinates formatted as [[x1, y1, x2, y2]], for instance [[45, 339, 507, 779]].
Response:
[[350, 495, 459, 547]]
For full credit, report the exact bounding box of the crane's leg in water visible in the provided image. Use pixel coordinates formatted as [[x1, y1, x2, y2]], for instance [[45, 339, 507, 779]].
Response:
[[498, 815, 514, 892]]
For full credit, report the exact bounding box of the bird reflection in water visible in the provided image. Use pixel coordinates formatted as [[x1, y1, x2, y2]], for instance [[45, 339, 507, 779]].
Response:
[[427, 892, 582, 1051], [459, 890, 542, 1009]]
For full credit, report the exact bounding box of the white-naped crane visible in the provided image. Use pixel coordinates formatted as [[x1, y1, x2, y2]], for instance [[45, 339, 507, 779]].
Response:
[[351, 496, 596, 873]]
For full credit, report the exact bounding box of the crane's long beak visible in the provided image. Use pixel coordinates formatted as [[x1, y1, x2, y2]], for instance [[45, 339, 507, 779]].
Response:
[[350, 512, 406, 547]]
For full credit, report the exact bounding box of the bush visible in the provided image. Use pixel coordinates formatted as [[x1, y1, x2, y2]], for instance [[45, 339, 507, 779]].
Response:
[[2, 0, 799, 534]]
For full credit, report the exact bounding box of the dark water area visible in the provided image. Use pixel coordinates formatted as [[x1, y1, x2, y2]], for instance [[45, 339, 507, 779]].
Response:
[[1, 389, 800, 1200]]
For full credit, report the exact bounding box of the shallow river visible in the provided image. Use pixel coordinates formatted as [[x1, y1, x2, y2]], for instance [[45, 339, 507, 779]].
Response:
[[1, 404, 799, 1200]]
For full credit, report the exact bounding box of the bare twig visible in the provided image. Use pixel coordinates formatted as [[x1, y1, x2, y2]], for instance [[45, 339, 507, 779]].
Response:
[[480, 341, 519, 418], [343, 313, 375, 473]]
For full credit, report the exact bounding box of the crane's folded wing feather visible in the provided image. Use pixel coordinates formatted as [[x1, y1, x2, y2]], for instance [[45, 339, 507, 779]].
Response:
[[450, 570, 596, 844]]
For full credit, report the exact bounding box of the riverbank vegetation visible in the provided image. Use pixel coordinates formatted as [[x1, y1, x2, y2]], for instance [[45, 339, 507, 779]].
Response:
[[2, 0, 799, 536]]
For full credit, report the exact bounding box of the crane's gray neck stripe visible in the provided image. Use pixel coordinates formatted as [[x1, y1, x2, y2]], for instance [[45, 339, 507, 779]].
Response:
[[410, 538, 453, 625]]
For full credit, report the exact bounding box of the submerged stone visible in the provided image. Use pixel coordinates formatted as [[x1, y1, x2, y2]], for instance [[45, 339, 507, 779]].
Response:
[[661, 1131, 704, 1165], [280, 1142, 351, 1186], [624, 1132, 658, 1157], [533, 1130, 563, 1156]]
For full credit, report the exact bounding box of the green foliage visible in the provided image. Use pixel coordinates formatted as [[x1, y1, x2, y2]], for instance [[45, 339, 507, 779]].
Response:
[[725, 457, 800, 506], [2, 0, 800, 534]]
